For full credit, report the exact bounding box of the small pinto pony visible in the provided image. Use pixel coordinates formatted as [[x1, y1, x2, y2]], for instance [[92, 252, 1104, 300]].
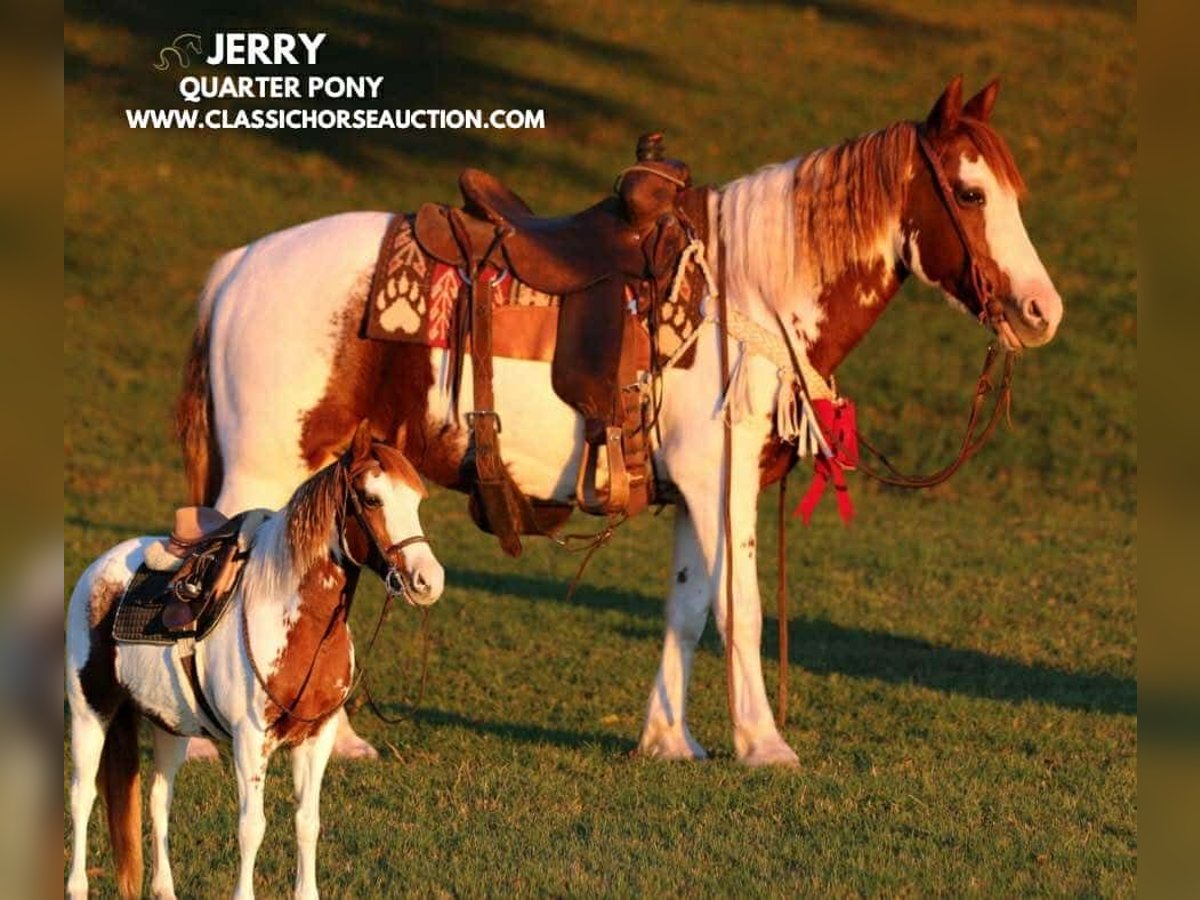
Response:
[[66, 424, 444, 900], [178, 77, 1063, 765]]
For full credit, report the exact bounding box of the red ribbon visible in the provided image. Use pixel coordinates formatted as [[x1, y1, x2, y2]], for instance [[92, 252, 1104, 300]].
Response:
[[795, 398, 859, 526]]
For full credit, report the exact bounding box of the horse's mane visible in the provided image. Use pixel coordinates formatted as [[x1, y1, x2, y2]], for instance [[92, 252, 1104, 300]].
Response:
[[285, 461, 345, 577], [792, 121, 917, 290], [719, 117, 1027, 341]]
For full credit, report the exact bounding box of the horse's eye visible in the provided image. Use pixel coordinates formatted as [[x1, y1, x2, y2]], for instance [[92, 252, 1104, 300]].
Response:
[[957, 187, 985, 207], [361, 493, 382, 509]]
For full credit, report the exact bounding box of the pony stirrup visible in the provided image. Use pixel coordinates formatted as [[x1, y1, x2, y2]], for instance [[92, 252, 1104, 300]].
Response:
[[575, 427, 631, 515]]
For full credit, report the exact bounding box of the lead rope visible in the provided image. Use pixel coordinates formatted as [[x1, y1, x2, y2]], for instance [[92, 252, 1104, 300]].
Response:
[[361, 606, 431, 724]]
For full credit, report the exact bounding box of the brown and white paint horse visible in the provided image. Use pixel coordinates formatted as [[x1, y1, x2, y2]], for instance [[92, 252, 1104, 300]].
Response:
[[66, 425, 443, 900], [176, 78, 1061, 767]]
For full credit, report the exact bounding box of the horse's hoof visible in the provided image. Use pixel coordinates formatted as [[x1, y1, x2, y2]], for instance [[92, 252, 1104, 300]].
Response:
[[185, 737, 220, 762], [333, 734, 379, 760], [636, 730, 709, 761], [738, 736, 800, 768]]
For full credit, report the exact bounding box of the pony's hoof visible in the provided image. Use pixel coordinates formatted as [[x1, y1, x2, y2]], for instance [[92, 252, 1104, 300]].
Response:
[[636, 730, 708, 761], [738, 736, 800, 768], [333, 734, 379, 760], [185, 737, 220, 762]]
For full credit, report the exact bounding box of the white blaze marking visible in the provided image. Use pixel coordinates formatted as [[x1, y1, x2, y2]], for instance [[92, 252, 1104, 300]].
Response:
[[956, 155, 1053, 296]]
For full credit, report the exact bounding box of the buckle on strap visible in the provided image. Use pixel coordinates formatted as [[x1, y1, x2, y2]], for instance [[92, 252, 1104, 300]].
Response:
[[466, 410, 502, 434]]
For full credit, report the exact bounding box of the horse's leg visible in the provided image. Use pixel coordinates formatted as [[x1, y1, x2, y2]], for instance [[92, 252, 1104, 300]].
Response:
[[656, 409, 799, 766], [291, 716, 339, 900], [638, 505, 710, 760], [331, 709, 377, 759], [65, 699, 106, 900], [148, 727, 188, 899], [232, 728, 270, 900]]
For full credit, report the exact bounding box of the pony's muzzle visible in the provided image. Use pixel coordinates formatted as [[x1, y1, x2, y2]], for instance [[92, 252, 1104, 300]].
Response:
[[386, 558, 443, 607]]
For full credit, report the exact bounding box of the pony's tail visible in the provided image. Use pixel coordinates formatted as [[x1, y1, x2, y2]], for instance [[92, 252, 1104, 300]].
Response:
[[98, 702, 142, 900], [177, 250, 241, 505]]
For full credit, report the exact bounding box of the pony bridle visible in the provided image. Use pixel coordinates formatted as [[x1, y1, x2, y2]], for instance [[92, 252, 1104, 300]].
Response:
[[338, 464, 431, 603], [914, 128, 1015, 346]]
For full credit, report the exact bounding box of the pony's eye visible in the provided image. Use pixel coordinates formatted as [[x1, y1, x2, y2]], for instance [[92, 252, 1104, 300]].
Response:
[[957, 187, 985, 207], [361, 493, 382, 509]]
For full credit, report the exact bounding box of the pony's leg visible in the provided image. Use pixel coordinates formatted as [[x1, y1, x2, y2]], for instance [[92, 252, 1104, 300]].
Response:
[[232, 728, 270, 900], [291, 716, 339, 900], [638, 505, 710, 760], [149, 727, 188, 899], [66, 700, 106, 900]]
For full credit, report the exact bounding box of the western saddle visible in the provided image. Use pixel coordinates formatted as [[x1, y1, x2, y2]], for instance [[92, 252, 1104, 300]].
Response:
[[139, 506, 270, 633], [413, 133, 707, 555]]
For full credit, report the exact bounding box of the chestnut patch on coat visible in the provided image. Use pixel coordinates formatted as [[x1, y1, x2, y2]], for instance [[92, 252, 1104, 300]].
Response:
[[300, 282, 469, 492], [808, 258, 901, 376], [79, 579, 128, 718], [758, 436, 798, 489], [264, 559, 354, 745]]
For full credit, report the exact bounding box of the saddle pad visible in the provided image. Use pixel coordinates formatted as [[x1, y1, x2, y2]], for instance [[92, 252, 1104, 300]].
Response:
[[113, 563, 238, 646], [362, 214, 706, 368]]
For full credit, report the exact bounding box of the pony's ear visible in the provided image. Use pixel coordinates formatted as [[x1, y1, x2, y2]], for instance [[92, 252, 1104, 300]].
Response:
[[926, 74, 963, 135], [963, 77, 1000, 123], [349, 419, 374, 462]]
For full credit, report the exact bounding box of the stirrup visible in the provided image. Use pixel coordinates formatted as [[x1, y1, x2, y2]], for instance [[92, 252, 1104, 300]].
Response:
[[575, 427, 631, 515]]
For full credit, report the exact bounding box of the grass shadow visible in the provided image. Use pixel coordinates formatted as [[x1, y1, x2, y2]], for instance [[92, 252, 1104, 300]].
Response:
[[450, 566, 662, 621], [711, 0, 982, 40], [762, 614, 1136, 716], [403, 706, 634, 755], [451, 565, 1134, 716]]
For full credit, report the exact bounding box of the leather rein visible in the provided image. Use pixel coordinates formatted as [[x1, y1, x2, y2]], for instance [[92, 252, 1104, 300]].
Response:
[[241, 460, 431, 727]]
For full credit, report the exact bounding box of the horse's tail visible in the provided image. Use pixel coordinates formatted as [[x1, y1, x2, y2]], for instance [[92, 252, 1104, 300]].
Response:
[[99, 701, 142, 899], [177, 248, 242, 505]]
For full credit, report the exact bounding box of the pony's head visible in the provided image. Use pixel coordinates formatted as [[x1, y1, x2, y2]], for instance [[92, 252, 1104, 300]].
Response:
[[902, 76, 1063, 349], [343, 422, 444, 606], [287, 421, 444, 606]]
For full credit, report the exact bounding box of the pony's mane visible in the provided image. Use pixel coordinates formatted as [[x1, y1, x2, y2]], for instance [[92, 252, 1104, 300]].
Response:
[[285, 461, 345, 576]]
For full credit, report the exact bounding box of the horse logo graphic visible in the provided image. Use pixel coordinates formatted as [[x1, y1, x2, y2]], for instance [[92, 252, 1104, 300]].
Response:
[[153, 33, 203, 71]]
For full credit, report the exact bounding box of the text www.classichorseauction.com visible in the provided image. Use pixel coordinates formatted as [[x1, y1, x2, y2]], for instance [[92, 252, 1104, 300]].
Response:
[[133, 31, 546, 131]]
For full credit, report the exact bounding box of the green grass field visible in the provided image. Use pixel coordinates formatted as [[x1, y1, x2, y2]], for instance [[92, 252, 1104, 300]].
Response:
[[66, 0, 1135, 894]]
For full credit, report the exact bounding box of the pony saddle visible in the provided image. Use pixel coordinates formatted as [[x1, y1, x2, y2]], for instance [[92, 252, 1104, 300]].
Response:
[[113, 507, 270, 644]]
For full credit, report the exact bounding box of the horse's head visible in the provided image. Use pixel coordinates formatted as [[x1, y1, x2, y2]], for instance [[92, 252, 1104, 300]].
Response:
[[901, 76, 1063, 349], [342, 422, 444, 607]]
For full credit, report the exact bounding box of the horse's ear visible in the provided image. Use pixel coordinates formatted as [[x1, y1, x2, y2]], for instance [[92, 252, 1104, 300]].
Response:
[[350, 419, 373, 462], [963, 78, 1000, 123], [926, 74, 963, 135]]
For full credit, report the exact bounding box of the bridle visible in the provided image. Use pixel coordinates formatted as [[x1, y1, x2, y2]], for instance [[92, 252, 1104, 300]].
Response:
[[338, 462, 431, 605], [913, 127, 1007, 330], [850, 129, 1019, 490], [241, 455, 433, 727]]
